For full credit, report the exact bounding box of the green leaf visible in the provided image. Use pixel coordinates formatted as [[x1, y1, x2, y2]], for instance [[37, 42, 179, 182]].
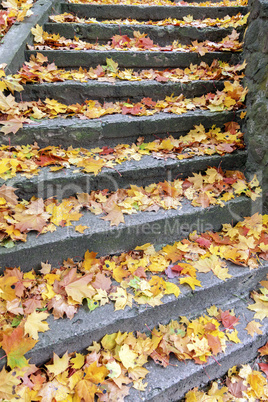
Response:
[[87, 298, 99, 311]]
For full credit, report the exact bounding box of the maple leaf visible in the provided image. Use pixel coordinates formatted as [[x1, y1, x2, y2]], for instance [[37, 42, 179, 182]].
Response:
[[2, 327, 37, 368], [47, 297, 77, 319], [180, 276, 201, 290], [15, 213, 47, 233], [226, 329, 241, 343], [0, 367, 20, 399], [248, 291, 268, 320], [46, 352, 69, 376], [245, 320, 263, 337], [109, 287, 133, 310], [65, 276, 95, 304], [84, 361, 109, 383], [0, 184, 18, 205], [75, 224, 88, 233], [31, 24, 44, 43], [0, 119, 23, 135], [226, 377, 247, 398], [102, 204, 125, 226], [24, 311, 50, 340], [220, 310, 239, 329], [119, 344, 138, 369], [75, 379, 98, 402]]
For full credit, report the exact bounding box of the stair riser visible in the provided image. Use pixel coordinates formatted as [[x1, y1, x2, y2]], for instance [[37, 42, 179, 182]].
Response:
[[6, 151, 247, 200], [0, 197, 254, 273], [25, 49, 242, 69], [19, 80, 224, 104], [44, 23, 244, 46], [2, 111, 242, 148], [61, 3, 248, 20]]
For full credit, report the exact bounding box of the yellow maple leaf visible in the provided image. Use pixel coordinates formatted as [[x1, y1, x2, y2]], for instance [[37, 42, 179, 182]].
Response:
[[75, 224, 88, 233], [70, 353, 84, 370], [84, 361, 109, 383], [24, 311, 50, 340], [248, 292, 268, 320], [109, 287, 133, 311], [180, 277, 201, 290], [207, 305, 218, 317], [31, 24, 44, 44], [118, 344, 138, 369], [0, 367, 21, 399], [226, 329, 241, 343], [46, 352, 70, 376], [245, 321, 263, 337]]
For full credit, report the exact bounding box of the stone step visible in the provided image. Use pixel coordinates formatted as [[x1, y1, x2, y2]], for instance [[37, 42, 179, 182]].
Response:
[[61, 3, 248, 20], [128, 298, 268, 401], [0, 196, 254, 272], [5, 150, 247, 200], [44, 22, 244, 46], [1, 270, 267, 399], [2, 110, 242, 148], [25, 49, 242, 69], [19, 79, 225, 104]]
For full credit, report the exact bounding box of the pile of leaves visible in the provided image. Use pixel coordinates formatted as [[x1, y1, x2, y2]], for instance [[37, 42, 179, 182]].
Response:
[[49, 12, 249, 29], [29, 26, 243, 54], [0, 78, 247, 135], [0, 122, 245, 180], [0, 308, 241, 400], [0, 0, 33, 39], [15, 54, 247, 84], [0, 168, 261, 246], [67, 0, 248, 7], [185, 342, 268, 400]]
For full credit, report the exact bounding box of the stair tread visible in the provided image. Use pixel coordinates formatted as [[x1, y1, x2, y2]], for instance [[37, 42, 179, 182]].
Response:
[[0, 196, 253, 272], [44, 22, 244, 45], [6, 151, 247, 200], [1, 110, 242, 147]]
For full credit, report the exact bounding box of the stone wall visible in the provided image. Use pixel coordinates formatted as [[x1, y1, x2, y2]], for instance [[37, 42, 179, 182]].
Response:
[[244, 0, 268, 213]]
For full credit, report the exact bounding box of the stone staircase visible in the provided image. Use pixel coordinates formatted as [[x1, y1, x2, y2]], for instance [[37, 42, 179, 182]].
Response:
[[0, 0, 267, 400]]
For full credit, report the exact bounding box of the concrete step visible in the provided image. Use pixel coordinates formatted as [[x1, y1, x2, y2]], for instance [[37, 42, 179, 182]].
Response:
[[19, 79, 225, 104], [2, 110, 243, 148], [128, 298, 268, 401], [44, 22, 244, 46], [61, 3, 248, 20], [0, 195, 254, 272], [25, 49, 242, 69], [1, 269, 267, 399], [4, 150, 247, 200]]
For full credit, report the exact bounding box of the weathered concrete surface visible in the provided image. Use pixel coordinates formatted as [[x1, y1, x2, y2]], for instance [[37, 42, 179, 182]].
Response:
[[4, 151, 247, 200], [1, 110, 242, 148], [25, 49, 242, 69], [19, 79, 225, 104], [244, 0, 268, 213], [61, 3, 248, 20], [0, 196, 255, 273], [0, 0, 61, 74], [44, 22, 244, 46]]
